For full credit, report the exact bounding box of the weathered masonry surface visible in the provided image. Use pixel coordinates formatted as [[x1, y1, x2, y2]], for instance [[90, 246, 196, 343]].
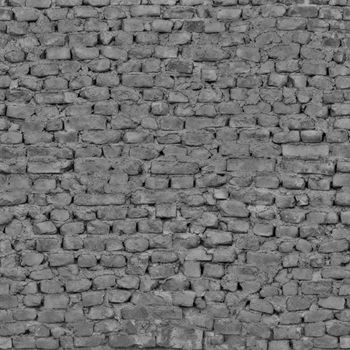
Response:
[[3, 0, 350, 349]]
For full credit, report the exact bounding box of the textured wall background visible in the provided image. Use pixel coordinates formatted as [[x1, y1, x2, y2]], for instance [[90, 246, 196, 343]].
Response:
[[1, 0, 350, 349]]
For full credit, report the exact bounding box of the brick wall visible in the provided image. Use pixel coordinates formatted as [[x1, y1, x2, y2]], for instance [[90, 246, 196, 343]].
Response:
[[0, 0, 350, 349]]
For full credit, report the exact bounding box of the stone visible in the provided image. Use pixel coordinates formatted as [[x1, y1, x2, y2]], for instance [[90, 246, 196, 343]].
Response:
[[319, 239, 349, 253], [236, 47, 260, 62], [336, 192, 350, 206], [33, 221, 57, 235], [217, 9, 241, 20], [0, 9, 12, 21], [101, 47, 127, 61], [313, 335, 338, 349], [157, 327, 203, 349], [44, 294, 69, 309], [13, 7, 40, 21], [340, 336, 350, 348], [27, 0, 51, 8], [269, 341, 290, 350], [318, 296, 345, 310], [74, 194, 125, 206], [151, 161, 199, 175], [0, 0, 348, 345], [125, 237, 149, 252], [331, 104, 350, 116], [46, 47, 71, 60], [0, 337, 12, 349], [93, 275, 116, 290], [0, 295, 18, 309], [48, 252, 74, 266], [253, 223, 274, 237], [282, 145, 329, 159], [218, 200, 249, 217], [185, 45, 230, 62], [0, 192, 26, 206], [250, 299, 274, 314], [122, 74, 153, 88], [287, 296, 312, 311], [214, 319, 241, 334], [72, 47, 99, 60], [204, 230, 232, 247], [66, 279, 91, 292]]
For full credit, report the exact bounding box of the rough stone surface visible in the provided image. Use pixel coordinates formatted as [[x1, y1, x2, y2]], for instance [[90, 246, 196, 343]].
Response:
[[0, 0, 349, 349]]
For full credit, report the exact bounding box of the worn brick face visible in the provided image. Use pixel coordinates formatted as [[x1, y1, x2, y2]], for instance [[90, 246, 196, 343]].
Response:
[[0, 0, 349, 349]]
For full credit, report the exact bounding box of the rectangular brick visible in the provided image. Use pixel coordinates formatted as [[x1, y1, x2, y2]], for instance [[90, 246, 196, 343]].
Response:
[[282, 145, 329, 159]]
